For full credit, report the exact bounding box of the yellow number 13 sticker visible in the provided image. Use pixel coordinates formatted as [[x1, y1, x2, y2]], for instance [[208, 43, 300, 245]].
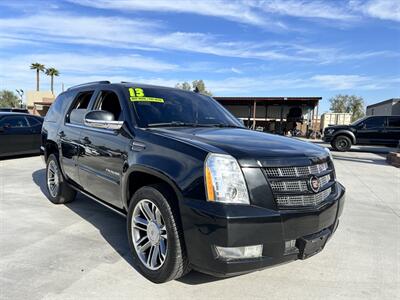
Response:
[[129, 88, 144, 97]]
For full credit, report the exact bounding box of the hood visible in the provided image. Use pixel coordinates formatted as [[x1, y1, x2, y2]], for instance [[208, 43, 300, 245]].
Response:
[[325, 124, 352, 130], [149, 127, 328, 167]]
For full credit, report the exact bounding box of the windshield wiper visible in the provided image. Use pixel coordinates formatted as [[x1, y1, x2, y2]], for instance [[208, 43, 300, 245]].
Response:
[[148, 121, 206, 128], [148, 122, 244, 128], [210, 123, 244, 128]]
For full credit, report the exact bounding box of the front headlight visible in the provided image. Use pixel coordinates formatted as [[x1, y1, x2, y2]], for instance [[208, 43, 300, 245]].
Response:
[[204, 153, 250, 204]]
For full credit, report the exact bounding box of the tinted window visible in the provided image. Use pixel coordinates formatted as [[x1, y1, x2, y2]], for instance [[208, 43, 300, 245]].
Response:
[[129, 87, 242, 128], [27, 116, 42, 126], [0, 116, 29, 128], [66, 91, 94, 124], [94, 90, 123, 121], [363, 116, 386, 129], [388, 116, 400, 128], [45, 92, 73, 123], [74, 92, 92, 109]]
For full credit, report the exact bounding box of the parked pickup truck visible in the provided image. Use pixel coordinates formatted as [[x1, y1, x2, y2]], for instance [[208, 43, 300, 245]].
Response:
[[41, 81, 345, 283], [323, 115, 400, 151]]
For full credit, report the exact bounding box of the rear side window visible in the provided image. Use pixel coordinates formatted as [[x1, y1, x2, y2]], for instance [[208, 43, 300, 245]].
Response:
[[27, 116, 43, 127], [45, 92, 74, 123], [66, 91, 94, 124], [388, 116, 400, 128], [363, 116, 386, 129], [0, 116, 29, 128]]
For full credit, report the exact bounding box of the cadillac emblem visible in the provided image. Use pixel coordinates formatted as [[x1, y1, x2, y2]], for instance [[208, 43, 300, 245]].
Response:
[[309, 176, 321, 193]]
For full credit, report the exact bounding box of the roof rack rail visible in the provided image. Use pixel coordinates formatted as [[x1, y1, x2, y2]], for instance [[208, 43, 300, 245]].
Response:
[[67, 81, 110, 91]]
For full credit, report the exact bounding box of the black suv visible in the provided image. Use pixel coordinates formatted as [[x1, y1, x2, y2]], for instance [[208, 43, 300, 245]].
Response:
[[41, 81, 345, 283], [323, 115, 400, 151]]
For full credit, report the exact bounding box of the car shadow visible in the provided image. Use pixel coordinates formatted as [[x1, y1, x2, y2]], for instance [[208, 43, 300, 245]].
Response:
[[31, 168, 224, 285], [307, 139, 397, 155], [331, 155, 389, 166], [0, 153, 40, 161]]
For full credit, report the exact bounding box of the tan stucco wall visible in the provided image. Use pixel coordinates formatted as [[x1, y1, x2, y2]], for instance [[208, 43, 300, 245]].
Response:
[[26, 91, 55, 107]]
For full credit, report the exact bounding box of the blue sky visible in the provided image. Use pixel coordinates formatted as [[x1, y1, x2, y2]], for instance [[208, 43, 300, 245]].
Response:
[[0, 0, 399, 113]]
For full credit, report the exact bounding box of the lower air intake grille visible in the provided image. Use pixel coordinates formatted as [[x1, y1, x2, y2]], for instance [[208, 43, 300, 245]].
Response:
[[276, 188, 332, 207]]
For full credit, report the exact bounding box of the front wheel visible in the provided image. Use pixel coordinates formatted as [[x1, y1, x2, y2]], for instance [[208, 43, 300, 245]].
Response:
[[127, 185, 189, 283], [331, 135, 352, 152], [46, 154, 76, 204]]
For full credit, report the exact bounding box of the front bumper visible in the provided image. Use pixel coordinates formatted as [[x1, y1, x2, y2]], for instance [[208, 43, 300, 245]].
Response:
[[180, 183, 345, 277]]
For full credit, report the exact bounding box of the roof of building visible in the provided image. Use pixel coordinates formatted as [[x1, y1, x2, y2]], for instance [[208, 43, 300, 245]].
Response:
[[366, 98, 400, 109], [214, 96, 321, 101], [213, 96, 321, 106]]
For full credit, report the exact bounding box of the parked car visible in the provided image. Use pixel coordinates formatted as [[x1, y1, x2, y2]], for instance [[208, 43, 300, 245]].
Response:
[[323, 115, 400, 151], [41, 81, 345, 283], [0, 107, 29, 113], [0, 112, 43, 158]]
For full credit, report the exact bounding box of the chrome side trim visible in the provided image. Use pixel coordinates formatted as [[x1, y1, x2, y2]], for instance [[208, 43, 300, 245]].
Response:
[[65, 123, 118, 135], [84, 118, 123, 130]]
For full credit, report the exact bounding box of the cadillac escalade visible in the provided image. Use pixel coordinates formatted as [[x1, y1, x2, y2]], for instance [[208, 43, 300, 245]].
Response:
[[41, 81, 345, 283]]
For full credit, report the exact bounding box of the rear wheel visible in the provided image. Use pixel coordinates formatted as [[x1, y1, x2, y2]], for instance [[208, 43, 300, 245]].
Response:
[[46, 154, 76, 204], [331, 135, 352, 152], [127, 185, 189, 283]]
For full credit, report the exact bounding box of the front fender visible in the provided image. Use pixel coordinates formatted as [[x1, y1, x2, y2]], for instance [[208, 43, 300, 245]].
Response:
[[121, 164, 184, 210]]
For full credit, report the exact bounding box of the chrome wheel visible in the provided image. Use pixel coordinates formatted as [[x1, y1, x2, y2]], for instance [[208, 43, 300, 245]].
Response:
[[131, 199, 167, 270], [47, 160, 60, 198]]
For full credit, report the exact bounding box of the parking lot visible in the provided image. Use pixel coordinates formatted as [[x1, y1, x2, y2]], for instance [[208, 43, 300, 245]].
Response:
[[0, 145, 399, 300]]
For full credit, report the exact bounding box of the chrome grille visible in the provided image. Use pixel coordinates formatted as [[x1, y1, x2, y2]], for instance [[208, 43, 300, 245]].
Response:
[[270, 174, 331, 193], [264, 162, 334, 209], [270, 180, 308, 192], [265, 162, 328, 178], [276, 188, 332, 207]]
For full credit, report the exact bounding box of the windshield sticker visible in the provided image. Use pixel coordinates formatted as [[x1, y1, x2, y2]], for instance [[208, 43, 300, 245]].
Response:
[[129, 87, 164, 103]]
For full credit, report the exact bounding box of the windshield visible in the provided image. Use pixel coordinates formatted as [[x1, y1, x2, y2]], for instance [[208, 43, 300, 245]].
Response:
[[350, 116, 368, 126], [127, 87, 244, 128]]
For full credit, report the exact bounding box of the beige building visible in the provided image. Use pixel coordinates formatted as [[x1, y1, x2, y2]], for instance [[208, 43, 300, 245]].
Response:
[[26, 91, 55, 116], [366, 98, 400, 116]]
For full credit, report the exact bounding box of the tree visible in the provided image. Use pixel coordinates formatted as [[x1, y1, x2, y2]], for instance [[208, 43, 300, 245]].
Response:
[[0, 90, 19, 108], [329, 94, 365, 122], [45, 67, 60, 94], [175, 80, 212, 96], [175, 81, 191, 91], [30, 62, 45, 91]]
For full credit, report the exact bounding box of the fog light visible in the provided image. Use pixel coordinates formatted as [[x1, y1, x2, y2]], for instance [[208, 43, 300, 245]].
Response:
[[284, 240, 297, 254], [215, 245, 263, 261]]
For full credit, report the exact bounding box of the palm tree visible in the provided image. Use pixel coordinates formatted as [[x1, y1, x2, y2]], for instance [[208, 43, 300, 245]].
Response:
[[30, 63, 45, 91], [45, 67, 60, 94]]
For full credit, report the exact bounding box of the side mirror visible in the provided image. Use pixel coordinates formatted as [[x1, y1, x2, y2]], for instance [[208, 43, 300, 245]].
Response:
[[84, 110, 123, 130]]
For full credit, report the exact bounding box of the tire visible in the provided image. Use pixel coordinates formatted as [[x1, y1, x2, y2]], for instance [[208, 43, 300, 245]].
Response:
[[331, 135, 352, 152], [46, 154, 76, 204], [127, 185, 190, 283]]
